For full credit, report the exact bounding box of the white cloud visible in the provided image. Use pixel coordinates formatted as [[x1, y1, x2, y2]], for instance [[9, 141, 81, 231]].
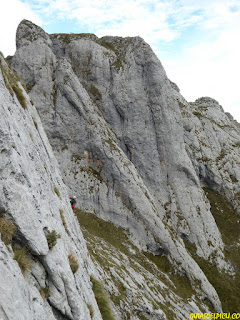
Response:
[[0, 0, 42, 56], [163, 20, 240, 120], [1, 0, 240, 120], [25, 0, 178, 42]]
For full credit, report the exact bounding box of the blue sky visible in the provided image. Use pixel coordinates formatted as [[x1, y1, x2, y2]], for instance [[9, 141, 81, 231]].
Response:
[[1, 0, 240, 121]]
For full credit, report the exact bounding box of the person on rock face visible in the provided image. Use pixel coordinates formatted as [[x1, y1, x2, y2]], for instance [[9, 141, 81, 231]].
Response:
[[70, 196, 77, 215]]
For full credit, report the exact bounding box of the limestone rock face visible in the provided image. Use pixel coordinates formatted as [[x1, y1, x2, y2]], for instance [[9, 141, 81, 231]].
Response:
[[7, 19, 240, 317], [0, 54, 101, 320], [179, 96, 240, 211], [9, 20, 235, 313]]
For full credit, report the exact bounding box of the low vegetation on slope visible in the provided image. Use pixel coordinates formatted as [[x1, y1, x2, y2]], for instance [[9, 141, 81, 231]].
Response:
[[0, 54, 27, 109], [184, 188, 240, 312], [90, 276, 115, 320], [0, 217, 16, 246], [76, 192, 240, 317], [201, 188, 240, 312], [76, 208, 210, 319]]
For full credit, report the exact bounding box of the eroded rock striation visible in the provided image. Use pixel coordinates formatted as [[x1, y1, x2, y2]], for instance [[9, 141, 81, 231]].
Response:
[[1, 19, 240, 319], [0, 54, 102, 320]]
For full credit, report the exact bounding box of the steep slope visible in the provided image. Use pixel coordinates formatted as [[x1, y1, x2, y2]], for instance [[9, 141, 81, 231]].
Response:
[[10, 20, 227, 312], [9, 19, 240, 316], [178, 95, 240, 209], [76, 208, 217, 319], [0, 54, 102, 320]]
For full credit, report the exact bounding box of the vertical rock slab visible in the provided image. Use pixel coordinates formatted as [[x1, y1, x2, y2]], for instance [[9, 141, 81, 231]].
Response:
[[0, 54, 102, 320]]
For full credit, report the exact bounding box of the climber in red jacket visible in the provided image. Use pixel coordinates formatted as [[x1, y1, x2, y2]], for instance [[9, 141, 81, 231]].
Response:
[[70, 196, 77, 215]]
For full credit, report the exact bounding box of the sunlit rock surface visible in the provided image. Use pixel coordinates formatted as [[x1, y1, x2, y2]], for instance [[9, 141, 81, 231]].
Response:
[[1, 18, 240, 318], [0, 54, 101, 320]]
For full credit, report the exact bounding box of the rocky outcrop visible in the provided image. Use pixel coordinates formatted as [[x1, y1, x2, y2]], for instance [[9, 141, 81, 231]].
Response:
[[10, 19, 239, 313], [179, 96, 240, 209], [1, 18, 238, 318], [0, 54, 102, 320]]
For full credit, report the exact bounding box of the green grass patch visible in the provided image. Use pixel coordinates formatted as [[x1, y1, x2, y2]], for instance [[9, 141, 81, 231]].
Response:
[[61, 145, 68, 151], [144, 252, 195, 300], [98, 39, 117, 53], [0, 59, 27, 109], [104, 138, 119, 153], [158, 302, 176, 319], [77, 208, 196, 303], [13, 247, 31, 274], [89, 84, 102, 101], [216, 149, 226, 163], [143, 252, 172, 274], [68, 253, 79, 274], [0, 217, 16, 245], [90, 276, 115, 320], [184, 238, 240, 313], [203, 187, 240, 245], [59, 209, 68, 232], [195, 253, 240, 312], [189, 187, 240, 312], [54, 186, 60, 198], [50, 33, 98, 44], [232, 142, 240, 148], [193, 111, 203, 119], [76, 208, 129, 255], [12, 84, 27, 109], [39, 286, 50, 299], [230, 175, 238, 183], [110, 280, 127, 306], [33, 119, 38, 130], [87, 303, 94, 319], [46, 230, 60, 249], [111, 59, 123, 71]]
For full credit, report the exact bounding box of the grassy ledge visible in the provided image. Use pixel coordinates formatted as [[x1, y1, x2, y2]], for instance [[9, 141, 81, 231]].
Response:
[[90, 276, 115, 320]]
